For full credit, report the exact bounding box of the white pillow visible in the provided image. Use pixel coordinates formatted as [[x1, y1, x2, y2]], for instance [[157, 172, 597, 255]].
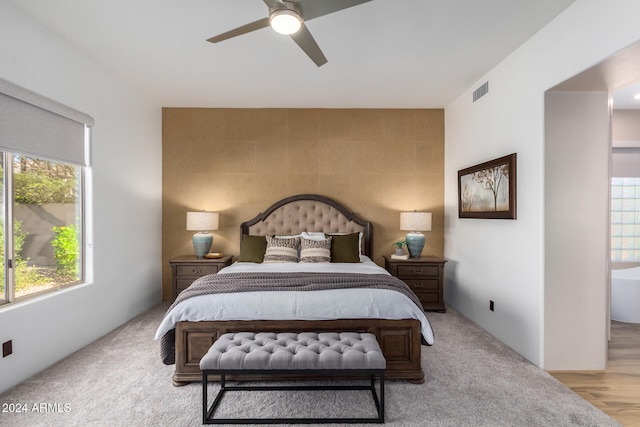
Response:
[[301, 231, 327, 241]]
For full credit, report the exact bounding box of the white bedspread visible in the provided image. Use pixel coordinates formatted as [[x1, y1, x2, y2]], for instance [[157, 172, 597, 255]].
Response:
[[155, 256, 434, 345]]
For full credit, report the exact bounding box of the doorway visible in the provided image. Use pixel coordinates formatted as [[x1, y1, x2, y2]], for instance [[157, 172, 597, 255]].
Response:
[[543, 40, 640, 370]]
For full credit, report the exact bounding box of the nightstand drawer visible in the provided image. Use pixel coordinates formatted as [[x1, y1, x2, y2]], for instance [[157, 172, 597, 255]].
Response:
[[384, 255, 447, 312], [176, 265, 220, 277], [176, 279, 197, 294], [170, 255, 234, 301], [397, 264, 439, 277], [404, 279, 439, 291], [413, 291, 440, 304]]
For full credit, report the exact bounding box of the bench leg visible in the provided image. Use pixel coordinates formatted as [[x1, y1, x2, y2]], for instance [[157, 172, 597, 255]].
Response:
[[368, 371, 385, 422], [202, 369, 385, 424], [203, 371, 229, 424], [380, 371, 385, 422]]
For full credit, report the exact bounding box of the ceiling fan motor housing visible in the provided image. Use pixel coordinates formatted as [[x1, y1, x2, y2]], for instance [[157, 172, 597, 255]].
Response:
[[269, 3, 303, 35]]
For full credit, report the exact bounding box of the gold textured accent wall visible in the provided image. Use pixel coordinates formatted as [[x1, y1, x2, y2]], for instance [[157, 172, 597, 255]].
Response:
[[162, 108, 444, 301]]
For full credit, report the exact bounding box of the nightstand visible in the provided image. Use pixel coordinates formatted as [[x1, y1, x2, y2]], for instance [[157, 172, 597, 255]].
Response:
[[169, 255, 233, 300], [383, 255, 447, 312]]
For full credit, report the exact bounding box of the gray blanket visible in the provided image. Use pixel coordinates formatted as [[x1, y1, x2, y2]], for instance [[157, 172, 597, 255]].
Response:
[[160, 272, 423, 364]]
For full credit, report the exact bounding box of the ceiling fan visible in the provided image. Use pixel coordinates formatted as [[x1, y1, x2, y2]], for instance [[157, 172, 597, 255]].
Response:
[[207, 0, 373, 67]]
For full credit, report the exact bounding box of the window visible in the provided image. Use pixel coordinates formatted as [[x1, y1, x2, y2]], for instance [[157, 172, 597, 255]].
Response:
[[5, 154, 83, 300], [0, 78, 92, 305], [611, 177, 640, 262]]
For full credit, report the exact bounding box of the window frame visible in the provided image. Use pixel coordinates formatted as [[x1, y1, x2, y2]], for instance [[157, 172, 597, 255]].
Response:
[[0, 78, 93, 307], [1, 151, 87, 305]]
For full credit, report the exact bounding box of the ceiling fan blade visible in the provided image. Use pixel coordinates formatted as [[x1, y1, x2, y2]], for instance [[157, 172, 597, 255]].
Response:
[[289, 23, 327, 67], [298, 0, 373, 21], [206, 17, 271, 43]]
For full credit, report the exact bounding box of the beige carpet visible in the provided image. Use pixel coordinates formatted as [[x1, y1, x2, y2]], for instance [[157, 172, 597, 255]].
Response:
[[0, 303, 619, 426]]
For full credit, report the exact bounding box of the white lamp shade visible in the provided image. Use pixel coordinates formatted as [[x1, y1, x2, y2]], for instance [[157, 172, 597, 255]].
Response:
[[186, 211, 219, 231], [400, 212, 432, 232]]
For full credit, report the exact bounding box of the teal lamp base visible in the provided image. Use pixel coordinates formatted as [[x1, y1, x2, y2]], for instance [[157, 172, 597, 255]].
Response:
[[405, 232, 425, 258], [192, 232, 213, 258]]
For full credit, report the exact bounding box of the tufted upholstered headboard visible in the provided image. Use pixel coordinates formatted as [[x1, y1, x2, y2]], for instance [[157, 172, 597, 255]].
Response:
[[240, 194, 373, 257]]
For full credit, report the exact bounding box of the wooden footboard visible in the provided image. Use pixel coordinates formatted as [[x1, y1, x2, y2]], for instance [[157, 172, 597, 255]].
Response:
[[173, 318, 424, 385]]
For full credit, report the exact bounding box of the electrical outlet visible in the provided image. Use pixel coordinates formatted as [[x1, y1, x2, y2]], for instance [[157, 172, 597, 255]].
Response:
[[2, 340, 12, 357], [490, 300, 495, 312]]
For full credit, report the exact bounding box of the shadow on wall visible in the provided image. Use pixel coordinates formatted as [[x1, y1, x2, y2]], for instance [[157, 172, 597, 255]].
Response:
[[443, 259, 459, 305]]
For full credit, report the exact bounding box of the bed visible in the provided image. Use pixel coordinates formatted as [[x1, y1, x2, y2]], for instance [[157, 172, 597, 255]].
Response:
[[156, 194, 433, 385]]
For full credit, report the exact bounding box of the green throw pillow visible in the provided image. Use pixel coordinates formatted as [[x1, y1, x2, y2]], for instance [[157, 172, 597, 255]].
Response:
[[237, 235, 267, 263], [329, 232, 360, 263]]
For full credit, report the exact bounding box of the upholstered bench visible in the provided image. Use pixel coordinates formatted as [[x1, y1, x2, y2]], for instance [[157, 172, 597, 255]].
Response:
[[200, 331, 386, 424]]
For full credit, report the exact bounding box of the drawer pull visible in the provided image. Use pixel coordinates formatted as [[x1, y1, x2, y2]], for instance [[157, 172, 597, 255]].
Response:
[[414, 282, 424, 288], [192, 268, 203, 274], [409, 269, 423, 274]]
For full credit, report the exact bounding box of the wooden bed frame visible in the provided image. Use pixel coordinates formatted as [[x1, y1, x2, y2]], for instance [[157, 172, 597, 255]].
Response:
[[172, 194, 425, 385]]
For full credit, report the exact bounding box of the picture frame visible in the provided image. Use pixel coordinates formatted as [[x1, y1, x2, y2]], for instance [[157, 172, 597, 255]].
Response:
[[458, 153, 517, 219]]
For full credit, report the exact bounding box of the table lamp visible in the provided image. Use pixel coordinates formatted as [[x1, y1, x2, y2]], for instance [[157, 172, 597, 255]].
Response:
[[400, 211, 432, 258], [186, 211, 219, 258]]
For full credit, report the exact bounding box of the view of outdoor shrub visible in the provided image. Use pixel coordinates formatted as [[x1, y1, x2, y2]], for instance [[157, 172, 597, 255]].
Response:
[[52, 224, 80, 277], [0, 219, 51, 296], [0, 158, 80, 299], [13, 160, 77, 205]]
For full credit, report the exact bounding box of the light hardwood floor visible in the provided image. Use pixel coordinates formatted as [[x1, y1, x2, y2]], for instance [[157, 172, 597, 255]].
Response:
[[549, 321, 640, 427]]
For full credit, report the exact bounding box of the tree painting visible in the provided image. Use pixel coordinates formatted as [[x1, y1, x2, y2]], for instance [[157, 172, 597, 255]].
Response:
[[460, 163, 509, 212], [458, 153, 516, 219], [472, 163, 509, 211]]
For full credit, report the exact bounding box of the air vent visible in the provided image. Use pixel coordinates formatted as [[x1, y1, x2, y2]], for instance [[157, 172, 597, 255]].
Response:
[[473, 81, 489, 102]]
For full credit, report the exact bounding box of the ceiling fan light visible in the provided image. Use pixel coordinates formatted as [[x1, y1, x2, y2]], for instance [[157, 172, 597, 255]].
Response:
[[270, 9, 302, 35]]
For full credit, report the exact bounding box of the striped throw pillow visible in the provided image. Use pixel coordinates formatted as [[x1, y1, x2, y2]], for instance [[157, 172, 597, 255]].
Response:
[[263, 235, 301, 263], [299, 237, 332, 263]]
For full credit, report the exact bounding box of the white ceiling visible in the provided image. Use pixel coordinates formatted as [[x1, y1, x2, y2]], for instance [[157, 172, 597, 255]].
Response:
[[10, 0, 579, 108], [613, 80, 640, 110]]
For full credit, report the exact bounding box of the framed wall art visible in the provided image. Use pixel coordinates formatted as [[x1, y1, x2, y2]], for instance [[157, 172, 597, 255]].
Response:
[[458, 153, 517, 219]]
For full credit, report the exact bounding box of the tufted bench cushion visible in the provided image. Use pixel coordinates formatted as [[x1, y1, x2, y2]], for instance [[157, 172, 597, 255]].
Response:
[[200, 331, 386, 371], [200, 331, 386, 424]]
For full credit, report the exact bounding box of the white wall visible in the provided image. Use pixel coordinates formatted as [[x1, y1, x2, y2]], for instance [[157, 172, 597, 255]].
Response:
[[0, 1, 162, 393], [613, 110, 640, 142], [444, 0, 640, 368], [544, 92, 610, 369]]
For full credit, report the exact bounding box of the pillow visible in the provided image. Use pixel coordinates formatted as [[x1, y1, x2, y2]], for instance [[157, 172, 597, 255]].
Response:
[[237, 235, 267, 263], [327, 231, 364, 256], [329, 232, 361, 263], [299, 236, 332, 263], [301, 231, 327, 241], [263, 235, 301, 263]]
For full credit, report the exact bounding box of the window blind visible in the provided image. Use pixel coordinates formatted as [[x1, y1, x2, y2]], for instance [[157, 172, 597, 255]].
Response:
[[0, 78, 94, 166]]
